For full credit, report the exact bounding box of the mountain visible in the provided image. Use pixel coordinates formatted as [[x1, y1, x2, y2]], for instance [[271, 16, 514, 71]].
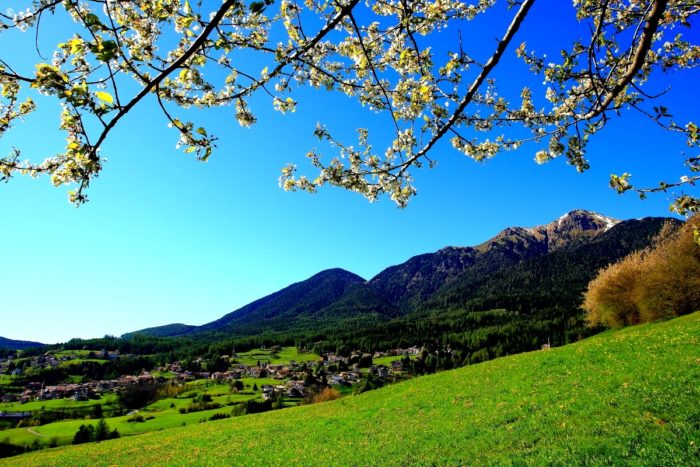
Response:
[[366, 209, 621, 311], [122, 324, 198, 339], [126, 268, 372, 338], [423, 216, 677, 314], [311, 215, 677, 354], [126, 210, 678, 341], [0, 337, 45, 350]]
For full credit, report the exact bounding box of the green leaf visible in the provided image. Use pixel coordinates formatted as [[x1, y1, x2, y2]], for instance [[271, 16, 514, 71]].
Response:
[[95, 91, 114, 104]]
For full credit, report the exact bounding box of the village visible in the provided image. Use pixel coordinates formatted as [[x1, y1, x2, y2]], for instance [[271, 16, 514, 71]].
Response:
[[0, 346, 424, 408]]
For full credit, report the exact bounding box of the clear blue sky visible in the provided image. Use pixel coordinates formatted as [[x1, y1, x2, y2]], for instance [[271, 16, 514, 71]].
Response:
[[1, 1, 697, 343]]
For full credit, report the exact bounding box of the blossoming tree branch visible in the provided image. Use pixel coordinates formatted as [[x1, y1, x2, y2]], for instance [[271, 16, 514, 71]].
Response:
[[0, 0, 698, 210]]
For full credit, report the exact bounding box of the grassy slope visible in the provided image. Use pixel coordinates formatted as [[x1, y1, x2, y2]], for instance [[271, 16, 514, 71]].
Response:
[[7, 313, 700, 466], [0, 395, 118, 413], [0, 379, 274, 447], [233, 347, 320, 366]]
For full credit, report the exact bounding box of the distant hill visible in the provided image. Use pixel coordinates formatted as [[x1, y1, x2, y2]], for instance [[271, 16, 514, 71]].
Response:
[[122, 323, 198, 339], [0, 337, 45, 351], [126, 210, 680, 343], [20, 312, 700, 465], [126, 268, 374, 338]]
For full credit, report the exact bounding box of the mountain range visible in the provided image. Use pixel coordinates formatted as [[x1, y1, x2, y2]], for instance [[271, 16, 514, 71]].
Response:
[[126, 210, 679, 341], [0, 337, 45, 351]]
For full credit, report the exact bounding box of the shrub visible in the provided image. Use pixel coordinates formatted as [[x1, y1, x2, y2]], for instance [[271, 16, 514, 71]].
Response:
[[636, 221, 700, 321], [72, 424, 94, 445], [230, 403, 246, 417], [583, 217, 700, 327], [179, 401, 222, 414], [311, 388, 341, 404], [118, 382, 160, 410], [209, 413, 230, 421], [582, 250, 645, 327], [127, 414, 145, 423], [0, 440, 25, 459], [73, 420, 120, 445]]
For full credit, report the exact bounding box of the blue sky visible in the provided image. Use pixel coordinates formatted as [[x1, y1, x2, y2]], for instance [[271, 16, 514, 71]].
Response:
[[1, 1, 697, 343]]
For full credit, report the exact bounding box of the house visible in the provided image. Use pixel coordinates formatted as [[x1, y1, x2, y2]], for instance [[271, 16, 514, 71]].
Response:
[[329, 375, 347, 386], [341, 371, 361, 383], [1, 394, 18, 403], [246, 367, 263, 378], [73, 389, 89, 401], [286, 381, 305, 398], [370, 365, 391, 378], [261, 385, 274, 400]]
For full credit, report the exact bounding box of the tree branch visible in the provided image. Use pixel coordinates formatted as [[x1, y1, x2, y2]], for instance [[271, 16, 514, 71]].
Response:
[[582, 0, 669, 119], [397, 0, 536, 174]]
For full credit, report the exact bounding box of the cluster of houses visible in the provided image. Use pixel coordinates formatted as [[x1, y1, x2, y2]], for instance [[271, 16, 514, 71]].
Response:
[[0, 350, 122, 378], [1, 374, 157, 404], [1, 346, 424, 406]]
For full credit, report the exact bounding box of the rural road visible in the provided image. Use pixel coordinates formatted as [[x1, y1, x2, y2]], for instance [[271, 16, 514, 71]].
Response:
[[26, 428, 50, 438]]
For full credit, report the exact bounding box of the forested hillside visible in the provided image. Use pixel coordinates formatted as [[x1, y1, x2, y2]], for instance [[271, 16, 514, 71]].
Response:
[[123, 213, 678, 364]]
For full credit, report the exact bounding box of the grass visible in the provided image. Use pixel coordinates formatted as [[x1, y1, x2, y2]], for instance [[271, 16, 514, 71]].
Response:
[[0, 378, 274, 450], [0, 375, 21, 388], [0, 404, 240, 446], [0, 395, 117, 413], [372, 354, 414, 367], [57, 359, 106, 368], [6, 312, 700, 465], [233, 347, 319, 366]]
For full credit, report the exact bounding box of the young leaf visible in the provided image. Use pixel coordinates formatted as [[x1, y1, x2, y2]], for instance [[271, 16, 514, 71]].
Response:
[[95, 91, 114, 104]]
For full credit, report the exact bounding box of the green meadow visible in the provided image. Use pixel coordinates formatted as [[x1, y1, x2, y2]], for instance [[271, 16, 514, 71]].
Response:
[[372, 354, 415, 367], [0, 376, 20, 388], [6, 312, 699, 465], [0, 378, 270, 449], [232, 347, 319, 366], [0, 394, 118, 414]]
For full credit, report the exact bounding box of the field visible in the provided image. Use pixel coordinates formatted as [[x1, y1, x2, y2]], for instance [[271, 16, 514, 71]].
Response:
[[0, 394, 118, 413], [233, 347, 319, 366], [0, 376, 20, 388], [0, 378, 270, 449], [372, 354, 414, 367], [6, 312, 700, 465]]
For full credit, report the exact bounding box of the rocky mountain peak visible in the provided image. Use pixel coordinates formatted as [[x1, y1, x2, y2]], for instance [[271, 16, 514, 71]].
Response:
[[552, 210, 619, 232], [532, 210, 620, 251]]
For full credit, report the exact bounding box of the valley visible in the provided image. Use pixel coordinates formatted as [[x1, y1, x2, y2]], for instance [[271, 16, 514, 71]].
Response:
[[1, 210, 696, 463], [6, 311, 699, 465]]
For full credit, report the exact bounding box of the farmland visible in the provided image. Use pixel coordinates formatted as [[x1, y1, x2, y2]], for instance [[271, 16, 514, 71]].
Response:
[[7, 312, 699, 465], [0, 394, 118, 414], [0, 378, 271, 449], [232, 347, 320, 366]]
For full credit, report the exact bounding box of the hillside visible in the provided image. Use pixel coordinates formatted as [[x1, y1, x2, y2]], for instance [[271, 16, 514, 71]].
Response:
[[366, 209, 620, 310], [125, 268, 370, 338], [0, 337, 45, 350], [424, 216, 677, 314], [14, 312, 700, 466], [127, 211, 677, 344]]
